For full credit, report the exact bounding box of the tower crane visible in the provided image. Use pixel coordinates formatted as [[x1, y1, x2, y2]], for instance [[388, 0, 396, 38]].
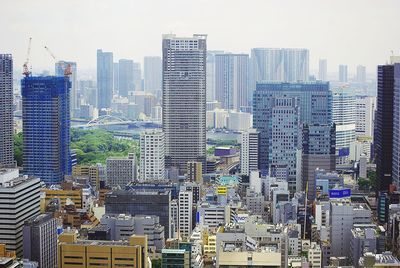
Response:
[[44, 46, 72, 76], [22, 37, 32, 77]]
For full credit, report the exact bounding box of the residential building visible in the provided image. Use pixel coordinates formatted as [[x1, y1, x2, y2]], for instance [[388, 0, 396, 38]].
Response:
[[140, 130, 165, 181], [144, 56, 162, 93], [118, 59, 134, 97], [23, 214, 57, 268], [162, 34, 207, 174], [56, 61, 78, 115], [97, 49, 113, 109], [308, 242, 322, 268], [179, 190, 193, 239], [187, 162, 202, 183], [206, 51, 224, 102], [21, 76, 71, 184], [240, 129, 259, 176], [106, 153, 137, 187], [318, 59, 327, 81], [0, 54, 14, 168], [339, 65, 348, 82], [0, 169, 41, 256]]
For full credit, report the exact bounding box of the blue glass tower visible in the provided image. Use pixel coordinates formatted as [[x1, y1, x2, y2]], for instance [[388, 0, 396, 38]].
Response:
[[22, 76, 71, 185]]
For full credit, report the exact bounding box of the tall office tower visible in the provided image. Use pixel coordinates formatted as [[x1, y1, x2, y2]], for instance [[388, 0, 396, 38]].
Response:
[[250, 48, 309, 92], [240, 129, 259, 176], [301, 124, 336, 200], [97, 49, 113, 109], [106, 153, 137, 187], [22, 76, 71, 184], [356, 65, 367, 83], [375, 64, 395, 192], [215, 54, 249, 111], [178, 190, 193, 239], [0, 169, 41, 256], [339, 65, 348, 82], [318, 59, 327, 81], [0, 54, 14, 168], [118, 59, 134, 97], [206, 51, 223, 102], [187, 161, 202, 183], [392, 63, 400, 188], [140, 130, 165, 181], [56, 61, 78, 115], [144, 56, 162, 93], [355, 96, 376, 137], [23, 214, 57, 268], [253, 81, 331, 172], [162, 34, 207, 174], [332, 86, 356, 164], [133, 62, 142, 91], [113, 62, 119, 93]]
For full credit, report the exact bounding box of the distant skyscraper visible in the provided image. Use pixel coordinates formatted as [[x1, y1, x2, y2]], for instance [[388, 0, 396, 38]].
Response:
[[375, 64, 396, 192], [23, 214, 57, 268], [240, 129, 259, 176], [162, 34, 207, 174], [118, 59, 134, 97], [0, 54, 14, 168], [133, 62, 142, 91], [97, 49, 113, 109], [56, 61, 78, 115], [253, 82, 331, 172], [250, 48, 309, 92], [339, 65, 348, 82], [144, 56, 162, 92], [318, 59, 327, 81], [356, 65, 367, 83], [215, 53, 249, 110], [392, 63, 400, 188], [113, 62, 119, 93], [140, 130, 165, 181], [206, 51, 224, 102], [22, 76, 71, 184]]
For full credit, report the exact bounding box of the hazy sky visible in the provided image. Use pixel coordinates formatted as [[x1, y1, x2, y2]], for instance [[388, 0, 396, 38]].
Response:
[[1, 0, 399, 77]]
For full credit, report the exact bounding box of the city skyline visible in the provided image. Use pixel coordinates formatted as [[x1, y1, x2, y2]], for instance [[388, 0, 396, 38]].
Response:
[[0, 0, 399, 75]]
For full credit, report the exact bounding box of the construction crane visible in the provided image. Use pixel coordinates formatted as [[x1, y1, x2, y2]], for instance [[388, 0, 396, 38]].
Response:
[[22, 37, 32, 77], [44, 46, 72, 76]]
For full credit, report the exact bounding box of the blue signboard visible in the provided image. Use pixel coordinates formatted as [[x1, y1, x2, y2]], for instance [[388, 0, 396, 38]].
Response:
[[329, 188, 351, 198], [338, 147, 350, 157]]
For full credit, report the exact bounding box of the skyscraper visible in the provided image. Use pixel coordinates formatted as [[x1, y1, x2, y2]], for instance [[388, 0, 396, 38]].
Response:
[[392, 63, 400, 188], [0, 54, 14, 168], [97, 49, 113, 109], [55, 61, 77, 115], [375, 64, 395, 192], [113, 62, 119, 93], [144, 56, 162, 92], [133, 62, 142, 91], [140, 130, 165, 181], [215, 53, 249, 111], [318, 59, 327, 81], [240, 129, 259, 176], [118, 59, 134, 97], [22, 76, 71, 184], [253, 82, 331, 172], [162, 34, 207, 174], [355, 96, 376, 138], [339, 65, 348, 82], [178, 190, 193, 239], [206, 51, 224, 102], [356, 65, 367, 83]]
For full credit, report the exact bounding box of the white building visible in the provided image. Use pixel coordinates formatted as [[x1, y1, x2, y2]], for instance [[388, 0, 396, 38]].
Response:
[[240, 129, 259, 176], [308, 242, 322, 268], [106, 154, 137, 187], [140, 130, 165, 181], [178, 190, 193, 239], [227, 111, 252, 131], [355, 96, 376, 138]]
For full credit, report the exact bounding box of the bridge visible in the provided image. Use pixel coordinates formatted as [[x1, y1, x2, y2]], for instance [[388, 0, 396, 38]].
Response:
[[72, 115, 161, 129]]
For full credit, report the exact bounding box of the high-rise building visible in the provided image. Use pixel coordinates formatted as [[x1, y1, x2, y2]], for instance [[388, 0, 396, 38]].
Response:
[[339, 65, 348, 82], [22, 76, 71, 184], [23, 214, 57, 268], [215, 54, 249, 111], [178, 190, 193, 239], [162, 34, 207, 174], [392, 63, 400, 188], [118, 59, 134, 97], [250, 48, 309, 92], [97, 49, 113, 109], [144, 56, 162, 93], [0, 54, 14, 168], [113, 62, 119, 93], [206, 51, 224, 102], [355, 96, 376, 138], [318, 59, 327, 81], [187, 161, 203, 183], [133, 62, 142, 91], [240, 129, 259, 176], [356, 65, 367, 83], [140, 130, 165, 181], [55, 61, 78, 115], [253, 81, 331, 172], [332, 86, 356, 164], [0, 169, 41, 256], [106, 153, 137, 187], [375, 64, 395, 192]]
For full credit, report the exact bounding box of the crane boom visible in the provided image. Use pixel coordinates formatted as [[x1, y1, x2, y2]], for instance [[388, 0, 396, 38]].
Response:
[[44, 46, 56, 61], [44, 46, 72, 76], [22, 37, 32, 77]]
